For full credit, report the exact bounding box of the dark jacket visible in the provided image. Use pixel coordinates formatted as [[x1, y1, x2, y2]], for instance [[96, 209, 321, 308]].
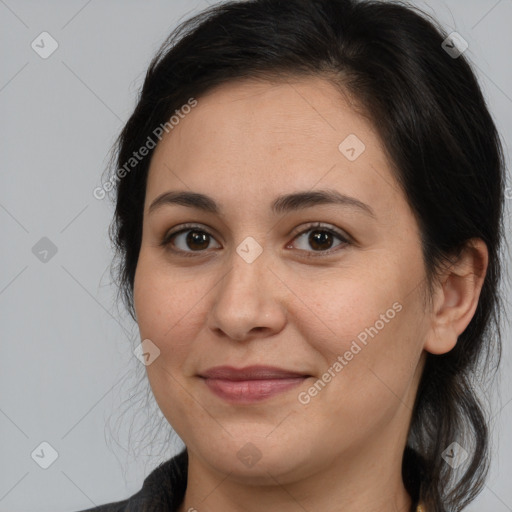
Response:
[[75, 449, 188, 512]]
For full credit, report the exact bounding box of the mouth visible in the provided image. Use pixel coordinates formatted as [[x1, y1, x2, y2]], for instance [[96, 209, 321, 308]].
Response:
[[199, 365, 311, 403]]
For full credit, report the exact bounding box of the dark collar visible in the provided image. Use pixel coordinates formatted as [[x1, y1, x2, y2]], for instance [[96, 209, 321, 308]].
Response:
[[125, 448, 188, 511]]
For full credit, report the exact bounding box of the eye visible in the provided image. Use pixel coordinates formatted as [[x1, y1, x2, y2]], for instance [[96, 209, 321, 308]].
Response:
[[286, 222, 350, 257], [160, 223, 221, 257]]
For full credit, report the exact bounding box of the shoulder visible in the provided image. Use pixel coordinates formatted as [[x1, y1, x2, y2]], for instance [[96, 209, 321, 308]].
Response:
[[72, 449, 188, 512]]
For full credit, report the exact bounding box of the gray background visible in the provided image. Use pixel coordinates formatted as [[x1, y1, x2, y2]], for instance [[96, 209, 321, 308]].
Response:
[[0, 1, 511, 511]]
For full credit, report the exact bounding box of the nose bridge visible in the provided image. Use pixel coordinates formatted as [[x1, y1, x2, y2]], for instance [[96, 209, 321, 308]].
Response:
[[208, 237, 285, 340], [220, 237, 270, 307]]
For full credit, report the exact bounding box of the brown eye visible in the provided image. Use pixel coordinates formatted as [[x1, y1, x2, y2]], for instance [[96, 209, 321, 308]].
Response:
[[161, 224, 221, 256], [308, 230, 335, 251], [288, 223, 350, 256], [184, 230, 210, 250]]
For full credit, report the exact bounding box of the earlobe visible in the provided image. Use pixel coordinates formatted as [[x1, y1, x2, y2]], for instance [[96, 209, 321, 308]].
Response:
[[423, 238, 488, 355]]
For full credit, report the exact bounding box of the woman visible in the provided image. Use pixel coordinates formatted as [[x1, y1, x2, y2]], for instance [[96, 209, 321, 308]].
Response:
[[79, 0, 506, 510]]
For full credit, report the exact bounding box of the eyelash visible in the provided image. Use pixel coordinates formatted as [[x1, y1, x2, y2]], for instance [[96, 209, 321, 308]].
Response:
[[159, 222, 351, 259]]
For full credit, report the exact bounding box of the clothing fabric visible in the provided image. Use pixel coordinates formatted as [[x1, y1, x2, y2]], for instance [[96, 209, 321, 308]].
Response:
[[74, 449, 424, 511]]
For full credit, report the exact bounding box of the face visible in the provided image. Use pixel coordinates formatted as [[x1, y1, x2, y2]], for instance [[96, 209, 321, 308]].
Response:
[[133, 76, 429, 484]]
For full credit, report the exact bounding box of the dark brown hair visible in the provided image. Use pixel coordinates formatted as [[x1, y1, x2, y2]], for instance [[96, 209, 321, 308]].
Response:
[[103, 1, 507, 510]]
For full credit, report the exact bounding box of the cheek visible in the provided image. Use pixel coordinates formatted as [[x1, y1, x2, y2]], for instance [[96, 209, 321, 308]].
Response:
[[133, 255, 204, 429], [291, 263, 405, 355], [300, 300, 422, 448], [299, 261, 424, 407], [133, 253, 199, 364]]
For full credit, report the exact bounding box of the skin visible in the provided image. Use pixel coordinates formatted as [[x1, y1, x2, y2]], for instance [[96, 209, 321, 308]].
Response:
[[133, 76, 488, 512]]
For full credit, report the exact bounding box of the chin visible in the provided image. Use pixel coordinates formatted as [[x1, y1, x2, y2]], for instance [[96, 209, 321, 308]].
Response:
[[191, 434, 317, 484]]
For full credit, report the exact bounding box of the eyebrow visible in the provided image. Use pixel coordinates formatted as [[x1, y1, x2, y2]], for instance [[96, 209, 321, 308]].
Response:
[[148, 189, 376, 218]]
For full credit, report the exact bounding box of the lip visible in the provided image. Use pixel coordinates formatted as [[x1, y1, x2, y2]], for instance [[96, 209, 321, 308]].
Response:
[[200, 365, 309, 380], [199, 365, 310, 403]]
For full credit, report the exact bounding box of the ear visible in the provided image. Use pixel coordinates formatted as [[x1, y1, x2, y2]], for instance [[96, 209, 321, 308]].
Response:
[[424, 238, 489, 355]]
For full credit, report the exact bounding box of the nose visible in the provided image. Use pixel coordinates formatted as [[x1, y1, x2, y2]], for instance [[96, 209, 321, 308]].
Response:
[[207, 243, 287, 342]]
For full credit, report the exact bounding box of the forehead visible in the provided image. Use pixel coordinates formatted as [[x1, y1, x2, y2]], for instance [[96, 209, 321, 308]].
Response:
[[146, 76, 401, 219], [153, 75, 377, 158]]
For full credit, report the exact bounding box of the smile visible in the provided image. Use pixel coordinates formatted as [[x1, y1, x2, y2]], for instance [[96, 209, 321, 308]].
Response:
[[199, 365, 311, 403]]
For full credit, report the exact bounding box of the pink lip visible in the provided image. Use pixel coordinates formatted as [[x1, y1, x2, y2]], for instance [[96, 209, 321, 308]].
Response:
[[199, 365, 310, 403]]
